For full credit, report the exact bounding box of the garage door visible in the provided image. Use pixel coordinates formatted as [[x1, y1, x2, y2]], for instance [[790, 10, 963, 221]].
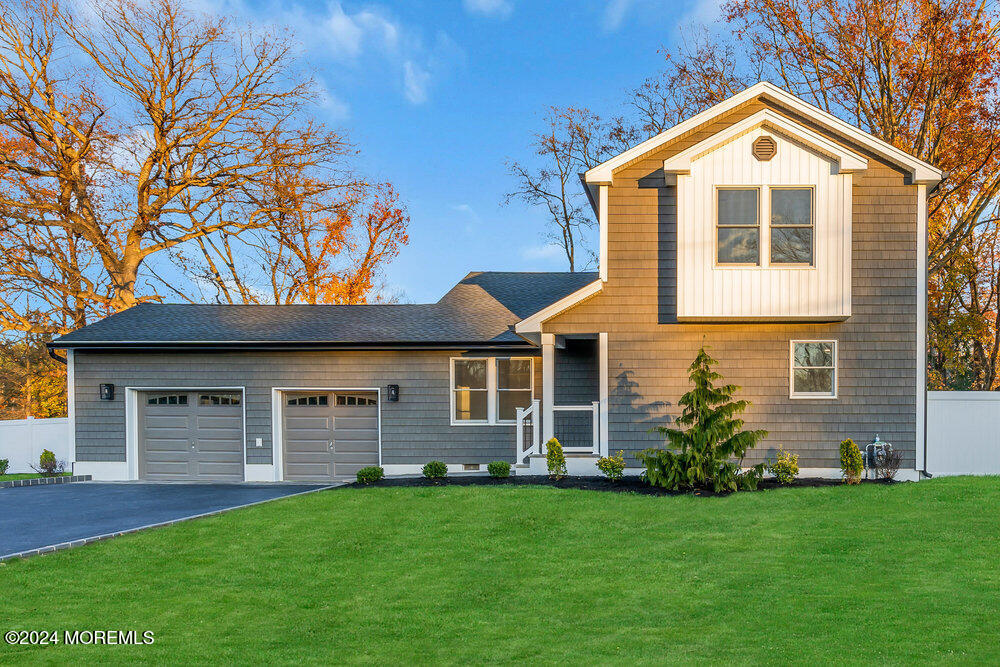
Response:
[[139, 391, 244, 482], [283, 391, 379, 481]]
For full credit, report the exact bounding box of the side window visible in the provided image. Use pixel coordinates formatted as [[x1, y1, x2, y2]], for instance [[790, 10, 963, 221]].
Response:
[[335, 394, 377, 406], [496, 358, 533, 421], [791, 341, 837, 398], [286, 394, 329, 407], [147, 394, 188, 406], [771, 188, 813, 264], [199, 393, 241, 406], [452, 359, 488, 422], [717, 188, 760, 265]]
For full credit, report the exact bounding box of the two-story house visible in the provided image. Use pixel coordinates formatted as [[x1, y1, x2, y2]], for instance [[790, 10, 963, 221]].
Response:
[[50, 82, 941, 482]]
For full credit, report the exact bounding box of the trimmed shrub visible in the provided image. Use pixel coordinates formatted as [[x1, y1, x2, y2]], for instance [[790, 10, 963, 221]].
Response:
[[769, 446, 799, 485], [840, 439, 863, 484], [356, 466, 384, 484], [487, 460, 511, 478], [637, 347, 767, 493], [422, 460, 448, 479], [545, 438, 567, 479], [596, 450, 626, 482], [33, 449, 63, 476], [0, 458, 8, 476]]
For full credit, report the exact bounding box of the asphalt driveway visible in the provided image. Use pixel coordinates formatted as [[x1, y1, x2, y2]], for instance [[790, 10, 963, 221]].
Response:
[[0, 482, 329, 560]]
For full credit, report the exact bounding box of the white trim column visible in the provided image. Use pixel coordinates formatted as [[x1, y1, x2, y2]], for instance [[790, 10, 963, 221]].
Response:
[[599, 184, 609, 282], [66, 349, 76, 469], [916, 184, 928, 474], [542, 333, 555, 443], [599, 332, 609, 457]]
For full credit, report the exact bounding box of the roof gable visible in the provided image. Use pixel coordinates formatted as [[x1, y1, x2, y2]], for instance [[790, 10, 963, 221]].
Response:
[[585, 82, 941, 185], [662, 108, 868, 175]]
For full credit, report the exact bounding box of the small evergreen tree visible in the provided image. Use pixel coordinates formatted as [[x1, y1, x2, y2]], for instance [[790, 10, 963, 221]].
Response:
[[638, 347, 768, 492]]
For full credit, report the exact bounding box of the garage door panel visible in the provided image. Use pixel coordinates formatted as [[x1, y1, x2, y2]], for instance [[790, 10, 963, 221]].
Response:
[[145, 415, 191, 429], [283, 391, 378, 481], [139, 390, 243, 482]]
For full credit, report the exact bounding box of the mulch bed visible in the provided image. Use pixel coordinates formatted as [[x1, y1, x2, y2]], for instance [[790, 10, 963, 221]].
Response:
[[344, 474, 898, 497]]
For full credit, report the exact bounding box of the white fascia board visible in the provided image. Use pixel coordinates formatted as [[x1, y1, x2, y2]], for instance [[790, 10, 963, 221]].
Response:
[[514, 279, 603, 334], [585, 81, 942, 185], [662, 109, 868, 175]]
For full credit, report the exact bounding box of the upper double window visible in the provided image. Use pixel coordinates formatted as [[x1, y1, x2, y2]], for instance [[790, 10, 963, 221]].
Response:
[[717, 187, 814, 266]]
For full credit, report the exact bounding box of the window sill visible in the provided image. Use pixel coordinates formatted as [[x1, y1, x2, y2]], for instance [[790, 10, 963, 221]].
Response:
[[789, 394, 838, 400], [450, 420, 518, 427]]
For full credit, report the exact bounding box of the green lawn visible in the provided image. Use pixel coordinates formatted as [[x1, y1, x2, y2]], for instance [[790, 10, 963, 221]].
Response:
[[0, 473, 70, 481], [2, 478, 1000, 664]]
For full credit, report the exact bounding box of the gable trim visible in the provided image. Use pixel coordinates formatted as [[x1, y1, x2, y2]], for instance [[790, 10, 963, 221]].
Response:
[[514, 279, 603, 334], [585, 82, 942, 185], [662, 109, 868, 175]]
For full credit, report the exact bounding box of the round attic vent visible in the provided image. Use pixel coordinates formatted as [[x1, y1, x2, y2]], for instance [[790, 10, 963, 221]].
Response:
[[752, 135, 777, 161]]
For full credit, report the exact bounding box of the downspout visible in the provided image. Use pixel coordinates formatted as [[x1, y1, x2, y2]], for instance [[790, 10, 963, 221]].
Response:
[[920, 178, 943, 479], [48, 348, 67, 364]]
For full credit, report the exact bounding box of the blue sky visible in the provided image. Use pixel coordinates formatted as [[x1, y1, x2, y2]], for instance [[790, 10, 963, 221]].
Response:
[[220, 0, 718, 302]]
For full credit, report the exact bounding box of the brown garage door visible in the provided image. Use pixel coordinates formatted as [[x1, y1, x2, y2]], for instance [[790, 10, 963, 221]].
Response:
[[282, 391, 379, 481], [139, 391, 244, 482]]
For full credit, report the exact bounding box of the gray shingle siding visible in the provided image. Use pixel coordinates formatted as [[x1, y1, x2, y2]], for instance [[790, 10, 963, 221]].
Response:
[[74, 350, 541, 466]]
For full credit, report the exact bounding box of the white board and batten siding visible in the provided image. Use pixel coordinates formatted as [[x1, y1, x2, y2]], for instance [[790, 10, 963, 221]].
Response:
[[673, 126, 853, 321], [0, 417, 72, 474], [926, 392, 1000, 476]]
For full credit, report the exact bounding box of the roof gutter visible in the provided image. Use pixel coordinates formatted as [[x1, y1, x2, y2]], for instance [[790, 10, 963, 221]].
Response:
[[46, 340, 539, 352]]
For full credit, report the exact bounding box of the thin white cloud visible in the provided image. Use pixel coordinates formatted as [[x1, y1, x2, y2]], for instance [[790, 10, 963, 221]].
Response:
[[403, 61, 431, 104], [602, 0, 633, 31], [521, 244, 565, 262], [185, 0, 458, 106], [315, 82, 351, 120], [462, 0, 513, 18]]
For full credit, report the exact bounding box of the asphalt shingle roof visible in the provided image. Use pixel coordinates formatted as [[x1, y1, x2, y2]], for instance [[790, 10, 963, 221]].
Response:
[[52, 271, 599, 348]]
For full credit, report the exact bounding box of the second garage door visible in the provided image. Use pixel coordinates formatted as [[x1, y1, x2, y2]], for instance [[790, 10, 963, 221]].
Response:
[[283, 391, 379, 481], [140, 391, 244, 482]]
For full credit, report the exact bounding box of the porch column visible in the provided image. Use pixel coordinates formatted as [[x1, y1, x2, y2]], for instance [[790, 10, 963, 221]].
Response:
[[599, 332, 609, 457], [542, 333, 555, 443]]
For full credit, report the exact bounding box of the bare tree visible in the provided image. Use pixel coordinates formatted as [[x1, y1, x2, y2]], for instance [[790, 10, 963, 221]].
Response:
[[0, 0, 351, 332], [504, 107, 628, 271]]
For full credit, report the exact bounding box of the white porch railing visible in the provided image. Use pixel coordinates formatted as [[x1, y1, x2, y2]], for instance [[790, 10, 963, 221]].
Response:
[[516, 400, 604, 463], [515, 399, 541, 464], [552, 402, 601, 455]]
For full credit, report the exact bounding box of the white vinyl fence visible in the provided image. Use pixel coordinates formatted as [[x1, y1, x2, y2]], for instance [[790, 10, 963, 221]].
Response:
[[927, 392, 1000, 475], [0, 417, 72, 474]]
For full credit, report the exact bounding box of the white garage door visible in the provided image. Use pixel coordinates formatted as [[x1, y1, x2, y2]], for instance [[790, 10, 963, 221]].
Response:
[[139, 391, 244, 482], [282, 391, 379, 481]]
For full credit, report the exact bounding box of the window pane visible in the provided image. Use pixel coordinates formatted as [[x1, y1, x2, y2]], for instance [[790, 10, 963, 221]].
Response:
[[718, 189, 758, 226], [771, 189, 812, 226], [498, 390, 532, 421], [718, 227, 759, 264], [793, 368, 834, 394], [497, 359, 531, 390], [794, 342, 834, 367], [771, 228, 813, 264], [454, 389, 487, 421], [454, 359, 487, 389]]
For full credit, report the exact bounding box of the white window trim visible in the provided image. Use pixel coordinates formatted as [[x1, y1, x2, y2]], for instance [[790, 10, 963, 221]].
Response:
[[449, 357, 534, 426], [715, 186, 761, 267], [769, 186, 815, 267], [715, 185, 818, 270], [789, 340, 838, 399], [495, 357, 535, 424]]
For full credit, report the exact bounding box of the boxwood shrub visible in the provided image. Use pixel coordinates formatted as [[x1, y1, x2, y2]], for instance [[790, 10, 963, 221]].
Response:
[[356, 466, 384, 485], [422, 460, 448, 479], [487, 460, 511, 478]]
